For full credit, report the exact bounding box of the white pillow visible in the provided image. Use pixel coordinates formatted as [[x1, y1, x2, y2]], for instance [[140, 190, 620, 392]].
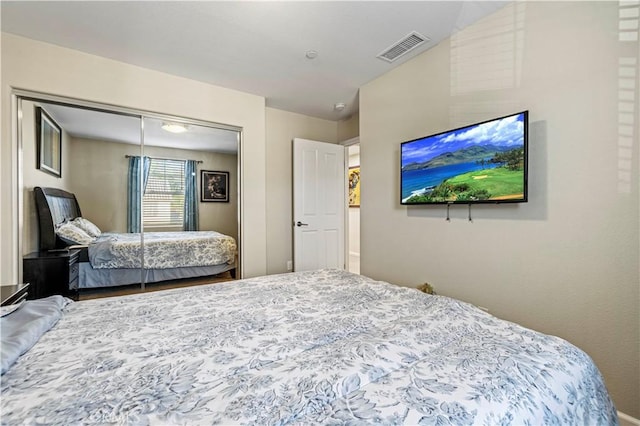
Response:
[[71, 217, 102, 238], [55, 222, 95, 245]]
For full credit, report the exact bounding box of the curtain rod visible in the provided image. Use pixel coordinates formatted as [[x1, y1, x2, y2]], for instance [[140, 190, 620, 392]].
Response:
[[125, 155, 203, 164]]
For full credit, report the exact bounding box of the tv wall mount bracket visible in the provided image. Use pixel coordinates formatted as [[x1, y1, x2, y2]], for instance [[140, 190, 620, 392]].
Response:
[[445, 203, 473, 222]]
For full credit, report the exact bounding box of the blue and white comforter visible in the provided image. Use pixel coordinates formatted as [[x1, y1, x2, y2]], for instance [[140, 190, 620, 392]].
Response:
[[0, 270, 617, 425], [89, 231, 236, 269]]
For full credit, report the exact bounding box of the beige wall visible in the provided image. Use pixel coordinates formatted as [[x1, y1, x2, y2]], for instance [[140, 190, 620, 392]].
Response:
[[1, 33, 266, 280], [360, 1, 639, 416], [67, 138, 132, 236], [265, 107, 338, 274], [0, 29, 3, 281], [338, 113, 359, 142]]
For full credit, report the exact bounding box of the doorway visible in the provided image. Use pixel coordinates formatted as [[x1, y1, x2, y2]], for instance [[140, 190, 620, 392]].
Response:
[[345, 139, 360, 274], [292, 138, 346, 272]]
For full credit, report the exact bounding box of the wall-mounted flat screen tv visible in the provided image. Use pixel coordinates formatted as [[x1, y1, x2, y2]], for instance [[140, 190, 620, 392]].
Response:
[[401, 111, 528, 205]]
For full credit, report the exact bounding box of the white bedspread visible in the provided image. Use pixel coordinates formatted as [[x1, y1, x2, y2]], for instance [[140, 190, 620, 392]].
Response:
[[0, 270, 617, 425]]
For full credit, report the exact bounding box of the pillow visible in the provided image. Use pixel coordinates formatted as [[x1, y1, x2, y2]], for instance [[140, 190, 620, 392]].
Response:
[[1, 296, 71, 375], [1, 300, 24, 318], [55, 222, 95, 245], [71, 217, 102, 238]]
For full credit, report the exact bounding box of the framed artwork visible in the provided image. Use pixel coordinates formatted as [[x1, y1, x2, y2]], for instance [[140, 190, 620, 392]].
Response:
[[348, 166, 360, 207], [201, 170, 229, 202], [36, 107, 62, 177]]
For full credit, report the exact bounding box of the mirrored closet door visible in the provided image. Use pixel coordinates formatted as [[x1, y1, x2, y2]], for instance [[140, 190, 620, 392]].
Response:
[[20, 98, 145, 296], [137, 117, 239, 290], [18, 94, 240, 300]]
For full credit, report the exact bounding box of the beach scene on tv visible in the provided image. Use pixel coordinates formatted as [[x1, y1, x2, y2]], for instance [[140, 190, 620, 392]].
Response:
[[401, 112, 526, 204]]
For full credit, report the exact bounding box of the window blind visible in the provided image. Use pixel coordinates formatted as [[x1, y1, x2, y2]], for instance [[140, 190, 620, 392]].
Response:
[[143, 159, 185, 227]]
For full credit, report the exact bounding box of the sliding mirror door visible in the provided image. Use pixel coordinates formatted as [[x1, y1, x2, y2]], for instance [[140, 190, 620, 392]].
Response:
[[20, 99, 145, 296], [138, 117, 239, 287], [18, 94, 241, 300]]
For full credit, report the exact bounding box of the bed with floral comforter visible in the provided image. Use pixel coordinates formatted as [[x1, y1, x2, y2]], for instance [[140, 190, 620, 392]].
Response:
[[89, 231, 236, 269], [0, 269, 617, 425], [77, 231, 237, 289]]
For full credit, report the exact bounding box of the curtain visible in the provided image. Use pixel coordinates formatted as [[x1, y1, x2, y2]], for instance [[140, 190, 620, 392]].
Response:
[[127, 156, 151, 233], [183, 160, 199, 231]]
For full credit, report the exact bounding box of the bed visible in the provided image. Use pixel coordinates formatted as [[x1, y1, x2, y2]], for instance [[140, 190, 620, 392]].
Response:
[[0, 269, 617, 425], [33, 186, 237, 292]]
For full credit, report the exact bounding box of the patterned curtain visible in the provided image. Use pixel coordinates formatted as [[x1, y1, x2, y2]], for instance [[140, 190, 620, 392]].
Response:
[[126, 156, 151, 233], [183, 160, 199, 231]]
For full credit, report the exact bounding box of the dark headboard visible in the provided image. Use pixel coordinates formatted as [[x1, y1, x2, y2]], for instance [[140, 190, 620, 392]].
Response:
[[34, 187, 82, 250]]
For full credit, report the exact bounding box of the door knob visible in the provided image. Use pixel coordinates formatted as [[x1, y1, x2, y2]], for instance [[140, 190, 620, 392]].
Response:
[[296, 221, 309, 227]]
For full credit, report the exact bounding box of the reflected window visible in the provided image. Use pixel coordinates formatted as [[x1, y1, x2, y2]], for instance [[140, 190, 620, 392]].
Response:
[[143, 159, 185, 228]]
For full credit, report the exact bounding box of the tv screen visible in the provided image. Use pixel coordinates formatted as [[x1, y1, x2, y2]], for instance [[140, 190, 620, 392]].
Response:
[[401, 111, 528, 205]]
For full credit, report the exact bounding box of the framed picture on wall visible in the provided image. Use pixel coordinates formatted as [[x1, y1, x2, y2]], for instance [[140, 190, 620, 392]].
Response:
[[36, 107, 62, 178], [348, 166, 360, 207], [201, 170, 229, 202]]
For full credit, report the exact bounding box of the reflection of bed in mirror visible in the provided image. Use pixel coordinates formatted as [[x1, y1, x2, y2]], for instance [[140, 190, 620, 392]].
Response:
[[33, 186, 237, 294]]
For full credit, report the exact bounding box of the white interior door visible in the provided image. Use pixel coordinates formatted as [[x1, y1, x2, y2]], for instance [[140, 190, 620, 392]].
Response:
[[293, 138, 345, 272]]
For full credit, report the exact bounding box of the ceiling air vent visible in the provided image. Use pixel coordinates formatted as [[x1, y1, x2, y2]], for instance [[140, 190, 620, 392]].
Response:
[[377, 31, 429, 63]]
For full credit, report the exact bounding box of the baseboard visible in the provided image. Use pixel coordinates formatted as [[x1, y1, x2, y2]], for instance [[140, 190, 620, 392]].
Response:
[[619, 411, 640, 426]]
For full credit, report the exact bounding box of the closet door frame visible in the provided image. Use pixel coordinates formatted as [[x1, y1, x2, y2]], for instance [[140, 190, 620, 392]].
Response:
[[12, 89, 243, 287]]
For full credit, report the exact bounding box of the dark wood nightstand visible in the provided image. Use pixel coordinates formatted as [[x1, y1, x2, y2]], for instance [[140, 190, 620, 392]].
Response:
[[1, 283, 30, 306], [23, 249, 80, 300]]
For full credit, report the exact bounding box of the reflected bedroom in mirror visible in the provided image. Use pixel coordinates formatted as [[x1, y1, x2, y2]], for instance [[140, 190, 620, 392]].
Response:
[[20, 98, 241, 300]]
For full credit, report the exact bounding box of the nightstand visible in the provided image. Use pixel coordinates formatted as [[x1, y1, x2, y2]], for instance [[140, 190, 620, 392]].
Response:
[[23, 249, 80, 300], [1, 283, 30, 306]]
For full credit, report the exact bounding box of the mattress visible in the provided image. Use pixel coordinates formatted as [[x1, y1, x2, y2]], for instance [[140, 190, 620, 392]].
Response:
[[76, 262, 235, 289], [0, 269, 617, 425]]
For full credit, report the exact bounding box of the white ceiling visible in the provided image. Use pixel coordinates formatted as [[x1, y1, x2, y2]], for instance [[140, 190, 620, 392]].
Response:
[[2, 1, 507, 122], [40, 102, 240, 153]]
